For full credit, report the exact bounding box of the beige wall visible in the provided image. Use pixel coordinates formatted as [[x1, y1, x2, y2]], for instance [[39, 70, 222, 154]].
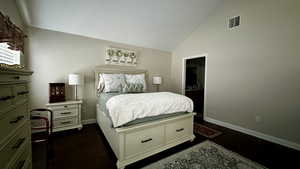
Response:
[[171, 0, 300, 144], [27, 27, 172, 121]]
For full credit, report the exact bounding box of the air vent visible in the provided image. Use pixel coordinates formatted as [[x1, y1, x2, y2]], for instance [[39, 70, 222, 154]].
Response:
[[229, 16, 240, 28]]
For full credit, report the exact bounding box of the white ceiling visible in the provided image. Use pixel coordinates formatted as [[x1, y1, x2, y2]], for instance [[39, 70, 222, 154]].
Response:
[[18, 0, 222, 51]]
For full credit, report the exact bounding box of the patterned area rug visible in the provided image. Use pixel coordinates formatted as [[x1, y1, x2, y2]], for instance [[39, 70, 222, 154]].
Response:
[[194, 123, 222, 139], [142, 141, 267, 169]]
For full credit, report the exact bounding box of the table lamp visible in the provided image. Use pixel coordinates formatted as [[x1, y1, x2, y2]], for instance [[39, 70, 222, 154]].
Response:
[[68, 74, 81, 100], [152, 76, 162, 92]]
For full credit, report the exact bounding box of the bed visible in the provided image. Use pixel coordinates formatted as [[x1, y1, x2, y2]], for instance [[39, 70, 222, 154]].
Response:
[[94, 65, 195, 169]]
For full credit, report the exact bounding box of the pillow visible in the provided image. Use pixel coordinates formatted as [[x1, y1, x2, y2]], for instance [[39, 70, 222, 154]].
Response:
[[122, 83, 144, 93], [100, 73, 125, 93], [124, 74, 147, 92]]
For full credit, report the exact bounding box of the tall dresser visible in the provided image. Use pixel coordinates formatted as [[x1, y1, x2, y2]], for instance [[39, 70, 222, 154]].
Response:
[[0, 68, 33, 169]]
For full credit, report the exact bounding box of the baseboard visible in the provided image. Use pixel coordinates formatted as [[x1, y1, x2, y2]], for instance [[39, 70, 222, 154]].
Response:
[[204, 116, 300, 151], [82, 119, 97, 125]]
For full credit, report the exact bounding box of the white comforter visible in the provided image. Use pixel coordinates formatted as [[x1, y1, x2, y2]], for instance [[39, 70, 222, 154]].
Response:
[[106, 92, 193, 127]]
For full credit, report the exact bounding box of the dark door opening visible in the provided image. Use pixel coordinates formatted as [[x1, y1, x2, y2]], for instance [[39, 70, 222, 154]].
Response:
[[184, 57, 205, 123]]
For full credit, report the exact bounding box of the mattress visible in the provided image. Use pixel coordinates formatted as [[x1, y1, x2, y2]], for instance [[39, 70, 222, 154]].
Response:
[[98, 93, 189, 128]]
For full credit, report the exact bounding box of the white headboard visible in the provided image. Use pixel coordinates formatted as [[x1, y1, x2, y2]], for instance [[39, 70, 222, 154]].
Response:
[[94, 65, 148, 93]]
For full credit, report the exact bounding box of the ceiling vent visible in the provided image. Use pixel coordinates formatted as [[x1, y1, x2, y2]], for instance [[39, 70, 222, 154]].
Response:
[[229, 16, 240, 29]]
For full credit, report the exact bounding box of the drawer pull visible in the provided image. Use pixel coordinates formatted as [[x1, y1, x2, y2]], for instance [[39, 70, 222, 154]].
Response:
[[0, 95, 14, 101], [17, 91, 29, 95], [9, 115, 25, 124], [64, 105, 68, 108], [141, 138, 152, 143], [12, 138, 26, 149], [16, 160, 25, 169], [61, 121, 72, 125], [61, 112, 72, 115], [14, 76, 20, 80], [176, 128, 184, 132]]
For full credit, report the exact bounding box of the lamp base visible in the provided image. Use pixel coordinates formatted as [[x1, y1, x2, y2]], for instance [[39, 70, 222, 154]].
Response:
[[155, 85, 160, 92]]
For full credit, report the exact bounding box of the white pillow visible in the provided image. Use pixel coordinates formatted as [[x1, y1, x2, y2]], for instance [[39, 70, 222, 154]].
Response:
[[124, 73, 147, 92], [100, 73, 125, 93]]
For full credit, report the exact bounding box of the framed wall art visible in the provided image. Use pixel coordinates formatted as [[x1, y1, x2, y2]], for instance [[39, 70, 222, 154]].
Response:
[[105, 47, 137, 66]]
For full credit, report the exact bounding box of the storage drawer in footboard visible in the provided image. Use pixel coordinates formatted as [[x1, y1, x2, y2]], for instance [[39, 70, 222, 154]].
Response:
[[125, 125, 164, 158]]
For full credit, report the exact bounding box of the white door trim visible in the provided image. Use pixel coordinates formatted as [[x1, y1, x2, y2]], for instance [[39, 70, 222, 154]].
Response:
[[182, 53, 208, 117]]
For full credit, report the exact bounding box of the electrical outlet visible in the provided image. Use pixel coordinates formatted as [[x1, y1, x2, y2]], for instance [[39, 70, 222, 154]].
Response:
[[255, 115, 262, 123]]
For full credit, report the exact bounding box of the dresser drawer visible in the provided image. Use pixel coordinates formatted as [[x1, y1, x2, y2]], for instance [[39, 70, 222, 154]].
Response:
[[53, 117, 78, 128], [166, 118, 192, 143], [0, 104, 28, 144], [24, 161, 32, 169], [7, 141, 30, 169], [13, 84, 29, 105], [0, 123, 29, 169], [0, 85, 15, 115], [0, 74, 30, 83], [125, 125, 164, 158], [53, 108, 78, 119]]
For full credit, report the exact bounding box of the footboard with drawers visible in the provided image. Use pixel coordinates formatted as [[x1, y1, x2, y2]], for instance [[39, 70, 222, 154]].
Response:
[[0, 68, 33, 169]]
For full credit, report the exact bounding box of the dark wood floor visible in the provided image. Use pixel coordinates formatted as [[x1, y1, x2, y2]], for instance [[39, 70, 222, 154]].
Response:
[[32, 122, 300, 169]]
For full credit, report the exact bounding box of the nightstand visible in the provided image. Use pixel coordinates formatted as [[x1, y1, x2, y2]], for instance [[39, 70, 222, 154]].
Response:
[[46, 100, 83, 132]]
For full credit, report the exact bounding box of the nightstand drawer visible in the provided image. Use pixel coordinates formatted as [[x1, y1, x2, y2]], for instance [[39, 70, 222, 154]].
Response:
[[53, 117, 78, 128], [49, 104, 77, 111], [53, 108, 78, 119]]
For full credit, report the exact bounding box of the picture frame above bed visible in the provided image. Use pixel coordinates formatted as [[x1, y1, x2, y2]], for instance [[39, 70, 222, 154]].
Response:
[[105, 47, 138, 66]]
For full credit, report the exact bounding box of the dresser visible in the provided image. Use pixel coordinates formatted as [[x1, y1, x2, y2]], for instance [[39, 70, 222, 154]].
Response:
[[0, 68, 33, 169], [46, 100, 82, 132]]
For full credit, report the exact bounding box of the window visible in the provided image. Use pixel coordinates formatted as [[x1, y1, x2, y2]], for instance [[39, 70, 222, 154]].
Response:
[[0, 43, 20, 65]]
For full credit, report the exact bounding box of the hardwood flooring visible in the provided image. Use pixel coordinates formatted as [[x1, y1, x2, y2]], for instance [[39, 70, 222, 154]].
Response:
[[32, 122, 300, 169]]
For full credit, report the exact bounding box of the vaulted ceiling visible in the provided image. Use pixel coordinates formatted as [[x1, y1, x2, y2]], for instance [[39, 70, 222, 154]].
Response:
[[17, 0, 222, 51]]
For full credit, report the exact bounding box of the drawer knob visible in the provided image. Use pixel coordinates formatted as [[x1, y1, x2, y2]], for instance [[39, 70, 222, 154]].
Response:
[[141, 138, 152, 143], [9, 115, 25, 124], [14, 76, 20, 80], [176, 128, 184, 132], [64, 105, 68, 108], [12, 138, 26, 149]]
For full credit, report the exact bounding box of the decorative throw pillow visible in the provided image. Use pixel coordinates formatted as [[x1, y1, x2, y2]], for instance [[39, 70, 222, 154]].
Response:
[[122, 83, 144, 93], [101, 73, 125, 93], [124, 74, 147, 92]]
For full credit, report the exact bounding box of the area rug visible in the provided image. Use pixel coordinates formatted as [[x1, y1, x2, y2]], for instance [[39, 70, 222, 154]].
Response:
[[142, 140, 267, 169], [194, 123, 222, 139]]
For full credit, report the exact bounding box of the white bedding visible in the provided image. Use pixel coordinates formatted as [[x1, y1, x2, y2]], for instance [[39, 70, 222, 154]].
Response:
[[106, 92, 193, 127]]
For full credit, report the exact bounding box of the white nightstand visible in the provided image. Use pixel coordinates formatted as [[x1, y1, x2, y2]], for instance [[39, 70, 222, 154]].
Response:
[[46, 100, 83, 132]]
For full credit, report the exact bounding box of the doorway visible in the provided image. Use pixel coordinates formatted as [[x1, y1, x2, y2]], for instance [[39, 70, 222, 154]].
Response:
[[182, 55, 206, 123]]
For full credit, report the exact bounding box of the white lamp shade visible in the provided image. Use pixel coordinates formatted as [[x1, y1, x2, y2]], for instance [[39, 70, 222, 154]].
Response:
[[152, 76, 162, 85], [69, 74, 81, 85]]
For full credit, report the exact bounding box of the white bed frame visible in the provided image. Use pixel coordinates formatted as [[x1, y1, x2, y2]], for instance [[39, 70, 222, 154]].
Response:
[[94, 65, 195, 169]]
